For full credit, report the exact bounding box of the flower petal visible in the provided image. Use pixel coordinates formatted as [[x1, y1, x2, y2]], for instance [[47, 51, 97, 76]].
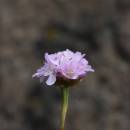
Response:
[[46, 74, 56, 86]]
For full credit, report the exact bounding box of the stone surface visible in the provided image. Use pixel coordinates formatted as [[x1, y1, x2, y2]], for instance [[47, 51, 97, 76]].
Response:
[[0, 0, 130, 130]]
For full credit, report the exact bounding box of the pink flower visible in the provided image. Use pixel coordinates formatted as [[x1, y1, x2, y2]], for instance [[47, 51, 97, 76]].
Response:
[[32, 49, 94, 86]]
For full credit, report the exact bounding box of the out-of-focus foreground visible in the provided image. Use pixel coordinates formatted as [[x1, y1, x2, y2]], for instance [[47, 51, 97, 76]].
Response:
[[0, 0, 130, 130]]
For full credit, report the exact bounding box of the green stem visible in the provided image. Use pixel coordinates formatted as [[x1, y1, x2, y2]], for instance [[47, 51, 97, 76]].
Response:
[[60, 87, 69, 130]]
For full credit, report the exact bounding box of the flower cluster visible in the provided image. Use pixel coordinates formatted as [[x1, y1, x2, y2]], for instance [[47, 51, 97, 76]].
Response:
[[32, 49, 94, 86]]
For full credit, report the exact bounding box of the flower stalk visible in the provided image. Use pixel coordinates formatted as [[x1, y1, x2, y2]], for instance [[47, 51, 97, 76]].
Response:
[[60, 87, 69, 130], [32, 49, 94, 130]]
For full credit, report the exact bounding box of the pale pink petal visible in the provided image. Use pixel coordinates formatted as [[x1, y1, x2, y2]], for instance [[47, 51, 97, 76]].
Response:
[[32, 73, 38, 78], [63, 49, 74, 59], [43, 69, 53, 76], [46, 74, 56, 86]]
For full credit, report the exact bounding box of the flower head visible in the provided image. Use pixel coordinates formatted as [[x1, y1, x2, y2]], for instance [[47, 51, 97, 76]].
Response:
[[32, 49, 94, 86]]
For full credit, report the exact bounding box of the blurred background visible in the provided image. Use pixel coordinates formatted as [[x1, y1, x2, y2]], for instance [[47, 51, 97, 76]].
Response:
[[0, 0, 130, 130]]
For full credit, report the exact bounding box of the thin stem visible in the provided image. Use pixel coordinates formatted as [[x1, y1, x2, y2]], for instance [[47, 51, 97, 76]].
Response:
[[60, 87, 69, 130]]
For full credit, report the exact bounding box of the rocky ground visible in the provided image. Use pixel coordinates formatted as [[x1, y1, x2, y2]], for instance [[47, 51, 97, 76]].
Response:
[[0, 0, 130, 130]]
